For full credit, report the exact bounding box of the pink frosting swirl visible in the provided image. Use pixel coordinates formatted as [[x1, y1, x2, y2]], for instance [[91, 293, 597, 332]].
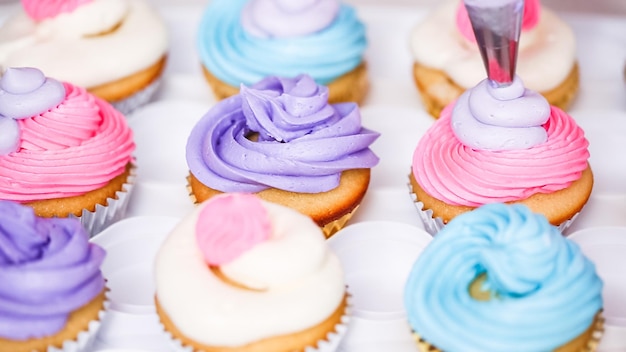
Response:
[[196, 193, 271, 266], [456, 0, 540, 42], [411, 104, 589, 206], [21, 0, 93, 21], [0, 82, 134, 202]]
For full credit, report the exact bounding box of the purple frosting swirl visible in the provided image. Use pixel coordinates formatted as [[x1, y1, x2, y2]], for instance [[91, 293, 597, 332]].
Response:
[[0, 67, 66, 154], [241, 0, 340, 38], [186, 74, 379, 193], [451, 76, 550, 151], [0, 201, 105, 340]]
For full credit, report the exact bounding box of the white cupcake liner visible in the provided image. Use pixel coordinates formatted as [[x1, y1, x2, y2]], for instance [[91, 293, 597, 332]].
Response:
[[111, 78, 162, 115], [160, 291, 352, 352], [69, 164, 136, 237], [407, 177, 580, 236], [47, 290, 110, 352]]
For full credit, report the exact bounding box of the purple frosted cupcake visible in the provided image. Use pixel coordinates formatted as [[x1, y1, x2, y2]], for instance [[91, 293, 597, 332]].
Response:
[[186, 74, 379, 237], [0, 200, 107, 352]]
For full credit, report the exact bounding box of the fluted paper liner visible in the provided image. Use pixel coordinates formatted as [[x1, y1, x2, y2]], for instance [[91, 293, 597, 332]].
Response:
[[70, 164, 136, 237], [46, 290, 111, 352], [407, 175, 579, 236], [160, 291, 352, 352]]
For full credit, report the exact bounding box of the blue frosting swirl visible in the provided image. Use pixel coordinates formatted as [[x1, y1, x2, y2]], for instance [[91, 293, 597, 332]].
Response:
[[404, 203, 602, 352], [197, 0, 367, 86]]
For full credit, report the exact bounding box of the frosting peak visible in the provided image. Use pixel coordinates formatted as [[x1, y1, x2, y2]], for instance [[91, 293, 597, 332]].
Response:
[[195, 193, 271, 266], [0, 67, 66, 154], [451, 75, 550, 151], [241, 0, 340, 38], [241, 74, 337, 142], [0, 200, 106, 340]]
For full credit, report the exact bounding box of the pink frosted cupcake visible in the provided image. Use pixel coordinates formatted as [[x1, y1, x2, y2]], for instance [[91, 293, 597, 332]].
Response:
[[0, 67, 135, 235], [409, 76, 592, 234]]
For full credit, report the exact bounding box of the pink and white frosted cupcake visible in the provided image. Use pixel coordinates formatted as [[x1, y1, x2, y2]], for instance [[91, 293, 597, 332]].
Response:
[[409, 75, 592, 234], [0, 0, 168, 113], [410, 0, 578, 118], [0, 67, 135, 235], [155, 193, 349, 352], [0, 200, 108, 352]]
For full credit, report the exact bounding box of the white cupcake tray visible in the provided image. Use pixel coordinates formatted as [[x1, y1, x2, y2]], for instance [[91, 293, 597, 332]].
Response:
[[1, 0, 625, 350]]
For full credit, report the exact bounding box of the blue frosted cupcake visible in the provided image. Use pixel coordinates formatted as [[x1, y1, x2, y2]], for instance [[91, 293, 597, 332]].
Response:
[[197, 0, 369, 104], [404, 203, 604, 352]]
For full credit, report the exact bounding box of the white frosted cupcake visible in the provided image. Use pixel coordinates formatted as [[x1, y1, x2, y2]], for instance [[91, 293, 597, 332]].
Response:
[[0, 0, 168, 113], [154, 193, 349, 351]]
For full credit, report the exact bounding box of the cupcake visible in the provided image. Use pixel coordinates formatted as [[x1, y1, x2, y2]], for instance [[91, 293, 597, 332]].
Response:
[[404, 203, 604, 352], [0, 200, 108, 352], [197, 0, 369, 105], [411, 0, 578, 118], [186, 74, 379, 237], [154, 193, 349, 351], [0, 67, 136, 235], [0, 0, 168, 113], [409, 75, 592, 234]]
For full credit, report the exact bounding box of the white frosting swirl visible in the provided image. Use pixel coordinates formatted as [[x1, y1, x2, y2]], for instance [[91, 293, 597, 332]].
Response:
[[0, 0, 167, 89], [241, 0, 340, 38], [154, 199, 345, 346]]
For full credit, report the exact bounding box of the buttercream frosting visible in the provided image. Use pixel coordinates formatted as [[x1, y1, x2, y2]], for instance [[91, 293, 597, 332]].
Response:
[[411, 0, 575, 92], [411, 100, 589, 206], [0, 0, 167, 89], [197, 0, 366, 86], [0, 67, 135, 202], [22, 0, 94, 21], [195, 193, 271, 266], [0, 67, 66, 154], [241, 0, 340, 38], [404, 203, 603, 351], [0, 200, 106, 340], [186, 74, 379, 194], [154, 193, 345, 346], [451, 76, 550, 150]]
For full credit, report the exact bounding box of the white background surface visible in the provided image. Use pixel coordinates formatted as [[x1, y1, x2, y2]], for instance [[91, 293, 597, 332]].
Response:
[[1, 0, 625, 351]]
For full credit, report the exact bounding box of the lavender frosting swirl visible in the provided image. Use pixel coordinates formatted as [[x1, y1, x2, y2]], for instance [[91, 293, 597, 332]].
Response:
[[241, 0, 340, 38], [186, 74, 379, 193], [0, 67, 66, 154], [451, 76, 550, 151], [0, 201, 105, 340]]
